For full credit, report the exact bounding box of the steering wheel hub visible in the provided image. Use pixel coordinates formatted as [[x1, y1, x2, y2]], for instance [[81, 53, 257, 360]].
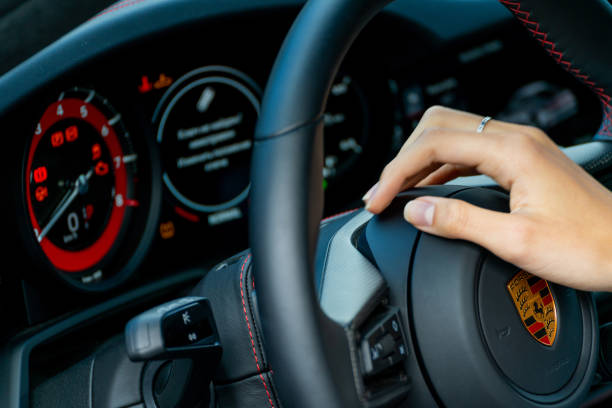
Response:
[[362, 187, 598, 407]]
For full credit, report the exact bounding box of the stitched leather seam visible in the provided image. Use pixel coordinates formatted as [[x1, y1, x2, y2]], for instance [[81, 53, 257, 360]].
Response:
[[499, 0, 612, 137], [240, 254, 275, 408], [89, 0, 148, 21], [246, 267, 282, 405]]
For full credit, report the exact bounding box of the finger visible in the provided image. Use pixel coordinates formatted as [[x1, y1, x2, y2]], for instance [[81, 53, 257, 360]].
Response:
[[362, 163, 442, 202], [366, 129, 513, 213], [400, 106, 532, 152], [415, 164, 478, 187], [404, 196, 527, 264]]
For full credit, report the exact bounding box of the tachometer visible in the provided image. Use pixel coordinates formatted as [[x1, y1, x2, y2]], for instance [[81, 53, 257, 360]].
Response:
[[24, 88, 153, 290]]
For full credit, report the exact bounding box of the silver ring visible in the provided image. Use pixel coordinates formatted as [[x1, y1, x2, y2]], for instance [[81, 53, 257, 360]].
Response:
[[477, 116, 492, 133]]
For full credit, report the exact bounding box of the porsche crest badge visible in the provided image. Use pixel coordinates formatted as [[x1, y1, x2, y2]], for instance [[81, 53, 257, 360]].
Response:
[[507, 271, 557, 346]]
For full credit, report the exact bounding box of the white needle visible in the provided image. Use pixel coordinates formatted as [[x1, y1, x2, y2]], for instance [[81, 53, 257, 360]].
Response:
[[37, 169, 93, 243]]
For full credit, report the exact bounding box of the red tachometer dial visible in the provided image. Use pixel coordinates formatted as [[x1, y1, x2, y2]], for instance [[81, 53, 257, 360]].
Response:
[[25, 89, 138, 279]]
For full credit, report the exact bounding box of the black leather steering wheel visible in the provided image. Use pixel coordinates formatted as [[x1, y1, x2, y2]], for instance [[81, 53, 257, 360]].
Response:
[[249, 1, 612, 407]]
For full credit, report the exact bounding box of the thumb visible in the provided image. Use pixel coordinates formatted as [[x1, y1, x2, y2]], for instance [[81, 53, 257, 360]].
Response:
[[404, 196, 525, 262]]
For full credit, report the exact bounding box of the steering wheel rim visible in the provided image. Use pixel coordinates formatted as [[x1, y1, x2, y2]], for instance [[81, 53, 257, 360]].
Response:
[[249, 1, 612, 407]]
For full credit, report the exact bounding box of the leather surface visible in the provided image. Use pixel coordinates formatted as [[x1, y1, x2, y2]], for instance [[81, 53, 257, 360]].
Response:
[[499, 0, 612, 139], [192, 252, 281, 407], [215, 372, 279, 408], [194, 210, 361, 407]]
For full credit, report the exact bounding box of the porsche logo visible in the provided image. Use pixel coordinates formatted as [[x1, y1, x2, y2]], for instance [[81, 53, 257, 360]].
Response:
[[507, 271, 557, 346]]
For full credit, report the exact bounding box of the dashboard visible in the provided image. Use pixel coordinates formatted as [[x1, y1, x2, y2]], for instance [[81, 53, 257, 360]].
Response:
[[0, 2, 606, 398]]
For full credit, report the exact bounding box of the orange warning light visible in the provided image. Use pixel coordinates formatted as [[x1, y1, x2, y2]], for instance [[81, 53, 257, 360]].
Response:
[[95, 161, 109, 176], [154, 73, 173, 89], [51, 131, 64, 147], [65, 125, 78, 142], [92, 143, 102, 160], [35, 186, 48, 202], [138, 76, 153, 93], [33, 166, 48, 184], [160, 221, 175, 240]]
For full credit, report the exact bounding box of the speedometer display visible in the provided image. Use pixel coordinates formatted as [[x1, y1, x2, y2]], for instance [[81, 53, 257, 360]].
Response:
[[28, 114, 123, 264]]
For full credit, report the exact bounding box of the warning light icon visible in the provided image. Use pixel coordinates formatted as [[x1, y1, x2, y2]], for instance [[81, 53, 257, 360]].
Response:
[[33, 166, 48, 184], [159, 221, 175, 240], [66, 125, 79, 142], [154, 74, 173, 90], [35, 186, 49, 202], [51, 131, 64, 147], [95, 161, 110, 176], [84, 204, 94, 221], [92, 144, 102, 160], [138, 75, 153, 94]]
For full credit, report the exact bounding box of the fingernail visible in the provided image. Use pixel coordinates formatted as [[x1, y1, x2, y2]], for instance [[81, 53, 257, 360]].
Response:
[[362, 182, 379, 203], [404, 199, 435, 227]]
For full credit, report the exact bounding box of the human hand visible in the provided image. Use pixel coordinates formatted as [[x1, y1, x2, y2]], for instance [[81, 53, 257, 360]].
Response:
[[363, 106, 612, 291]]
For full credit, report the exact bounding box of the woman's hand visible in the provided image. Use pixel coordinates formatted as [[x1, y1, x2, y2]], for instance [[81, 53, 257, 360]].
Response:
[[363, 106, 612, 291]]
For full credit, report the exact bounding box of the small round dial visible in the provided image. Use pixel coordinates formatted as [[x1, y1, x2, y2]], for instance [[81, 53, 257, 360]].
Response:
[[154, 66, 261, 217], [25, 88, 141, 286]]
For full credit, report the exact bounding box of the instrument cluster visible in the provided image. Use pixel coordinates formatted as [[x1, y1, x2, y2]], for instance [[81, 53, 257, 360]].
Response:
[[8, 11, 602, 301], [11, 16, 399, 295]]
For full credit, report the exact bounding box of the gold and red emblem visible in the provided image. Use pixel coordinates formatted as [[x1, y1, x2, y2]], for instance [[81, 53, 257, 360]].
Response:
[[506, 271, 557, 346]]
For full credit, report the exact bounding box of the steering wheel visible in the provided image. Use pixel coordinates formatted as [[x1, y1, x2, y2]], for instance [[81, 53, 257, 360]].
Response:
[[249, 0, 612, 407]]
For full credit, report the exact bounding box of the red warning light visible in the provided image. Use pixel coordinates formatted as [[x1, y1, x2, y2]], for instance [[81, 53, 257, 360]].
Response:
[[33, 166, 48, 184], [51, 131, 64, 147], [95, 161, 109, 176], [35, 186, 48, 202], [138, 75, 153, 93], [92, 143, 102, 160], [85, 204, 94, 220], [65, 125, 78, 142]]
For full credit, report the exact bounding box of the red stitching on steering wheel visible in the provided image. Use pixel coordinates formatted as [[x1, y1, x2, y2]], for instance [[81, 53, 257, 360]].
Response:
[[240, 254, 276, 408], [89, 0, 149, 21], [499, 0, 612, 137]]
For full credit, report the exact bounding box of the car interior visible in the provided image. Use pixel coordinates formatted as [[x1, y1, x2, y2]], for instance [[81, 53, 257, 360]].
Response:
[[1, 0, 612, 407]]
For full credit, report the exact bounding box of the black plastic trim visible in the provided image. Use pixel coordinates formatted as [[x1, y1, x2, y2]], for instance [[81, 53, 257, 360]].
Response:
[[0, 269, 205, 408]]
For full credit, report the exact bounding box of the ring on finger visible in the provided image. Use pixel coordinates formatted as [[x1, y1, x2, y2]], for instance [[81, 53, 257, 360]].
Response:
[[476, 116, 493, 133]]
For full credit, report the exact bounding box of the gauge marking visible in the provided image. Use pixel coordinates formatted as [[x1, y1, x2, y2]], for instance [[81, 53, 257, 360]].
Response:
[[85, 90, 95, 103], [174, 205, 200, 223], [122, 154, 138, 164], [108, 114, 121, 126]]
